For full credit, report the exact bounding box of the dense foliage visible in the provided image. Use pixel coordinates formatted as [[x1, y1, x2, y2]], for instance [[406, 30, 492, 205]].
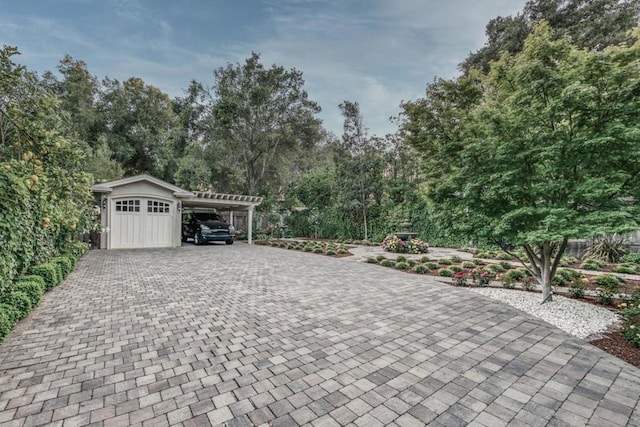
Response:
[[0, 46, 94, 288], [211, 52, 323, 196], [401, 24, 640, 302], [462, 0, 640, 72]]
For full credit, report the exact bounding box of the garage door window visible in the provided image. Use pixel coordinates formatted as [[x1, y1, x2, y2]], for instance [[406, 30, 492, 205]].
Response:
[[115, 200, 140, 212], [147, 200, 170, 214]]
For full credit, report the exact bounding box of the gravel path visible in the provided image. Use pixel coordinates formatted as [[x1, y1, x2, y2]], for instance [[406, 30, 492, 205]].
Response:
[[469, 288, 620, 339]]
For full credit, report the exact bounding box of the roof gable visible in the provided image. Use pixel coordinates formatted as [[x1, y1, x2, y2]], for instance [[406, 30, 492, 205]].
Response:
[[91, 174, 193, 197]]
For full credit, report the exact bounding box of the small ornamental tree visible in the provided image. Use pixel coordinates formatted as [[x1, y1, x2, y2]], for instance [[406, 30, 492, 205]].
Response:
[[402, 24, 640, 303]]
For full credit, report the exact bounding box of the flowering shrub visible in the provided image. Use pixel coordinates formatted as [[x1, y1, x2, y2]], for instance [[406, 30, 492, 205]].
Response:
[[451, 271, 468, 286], [382, 234, 405, 252], [619, 302, 640, 347], [470, 268, 492, 286], [406, 239, 429, 254], [381, 234, 429, 254]]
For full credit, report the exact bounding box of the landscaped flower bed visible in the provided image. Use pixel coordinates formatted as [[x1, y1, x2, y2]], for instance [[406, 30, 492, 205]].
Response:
[[381, 234, 429, 254], [367, 254, 640, 307], [255, 239, 349, 256]]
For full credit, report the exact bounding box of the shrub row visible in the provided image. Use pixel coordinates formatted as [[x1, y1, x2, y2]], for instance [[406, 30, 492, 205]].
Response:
[[0, 243, 88, 342], [259, 239, 349, 256]]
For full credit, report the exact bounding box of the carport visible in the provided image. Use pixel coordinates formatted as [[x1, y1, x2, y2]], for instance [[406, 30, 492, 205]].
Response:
[[92, 175, 263, 249], [182, 191, 263, 245]]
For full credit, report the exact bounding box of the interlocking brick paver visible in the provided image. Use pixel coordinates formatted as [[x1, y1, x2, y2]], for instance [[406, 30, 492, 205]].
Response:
[[0, 245, 638, 426], [313, 414, 342, 427], [129, 406, 155, 424], [183, 413, 212, 427], [167, 406, 192, 424], [59, 412, 91, 427], [246, 406, 274, 425], [104, 413, 130, 427], [290, 406, 316, 424], [90, 405, 115, 423]]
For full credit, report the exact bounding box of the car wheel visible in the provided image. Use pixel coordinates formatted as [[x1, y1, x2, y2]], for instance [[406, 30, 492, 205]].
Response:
[[225, 239, 234, 245], [194, 232, 201, 245]]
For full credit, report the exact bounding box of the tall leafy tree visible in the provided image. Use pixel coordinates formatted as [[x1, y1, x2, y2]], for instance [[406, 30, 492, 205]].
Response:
[[524, 0, 640, 49], [41, 55, 100, 144], [462, 0, 640, 72], [169, 80, 210, 185], [335, 101, 385, 241], [84, 137, 124, 182], [173, 145, 213, 191], [97, 77, 177, 177], [403, 24, 640, 302], [211, 52, 322, 195]]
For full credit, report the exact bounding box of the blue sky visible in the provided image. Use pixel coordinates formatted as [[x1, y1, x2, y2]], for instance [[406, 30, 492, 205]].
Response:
[[1, 0, 526, 136]]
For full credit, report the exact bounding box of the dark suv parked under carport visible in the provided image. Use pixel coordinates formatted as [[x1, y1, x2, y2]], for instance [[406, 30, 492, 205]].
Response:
[[182, 211, 235, 245]]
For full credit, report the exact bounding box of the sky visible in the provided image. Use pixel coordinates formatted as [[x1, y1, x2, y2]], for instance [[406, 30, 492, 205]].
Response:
[[0, 0, 527, 137]]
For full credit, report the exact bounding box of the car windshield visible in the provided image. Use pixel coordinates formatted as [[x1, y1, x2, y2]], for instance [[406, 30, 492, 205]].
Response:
[[193, 212, 224, 223]]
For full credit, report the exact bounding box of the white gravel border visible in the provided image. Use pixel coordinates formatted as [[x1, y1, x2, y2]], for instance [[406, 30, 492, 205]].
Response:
[[469, 288, 619, 339]]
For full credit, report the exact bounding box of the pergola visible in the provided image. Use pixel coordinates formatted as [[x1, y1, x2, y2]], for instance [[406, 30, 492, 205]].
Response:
[[181, 191, 263, 244]]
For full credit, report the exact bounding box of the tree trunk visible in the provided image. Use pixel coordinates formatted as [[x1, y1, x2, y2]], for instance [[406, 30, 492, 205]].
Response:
[[539, 251, 553, 303], [537, 242, 551, 303], [246, 161, 257, 196], [518, 239, 569, 304], [363, 205, 368, 241]]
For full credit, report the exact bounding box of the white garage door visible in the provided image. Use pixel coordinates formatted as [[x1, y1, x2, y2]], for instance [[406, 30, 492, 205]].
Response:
[[111, 198, 174, 249]]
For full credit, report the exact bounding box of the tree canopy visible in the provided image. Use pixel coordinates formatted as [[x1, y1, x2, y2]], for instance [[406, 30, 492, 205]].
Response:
[[402, 23, 640, 301], [211, 52, 322, 196], [462, 0, 640, 72], [0, 46, 94, 285]]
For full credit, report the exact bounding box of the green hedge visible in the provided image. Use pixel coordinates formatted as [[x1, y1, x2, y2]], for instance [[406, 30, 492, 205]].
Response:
[[29, 263, 61, 290], [16, 274, 46, 289], [52, 256, 74, 278], [0, 303, 20, 341], [14, 281, 45, 307], [66, 242, 89, 258], [0, 291, 32, 319]]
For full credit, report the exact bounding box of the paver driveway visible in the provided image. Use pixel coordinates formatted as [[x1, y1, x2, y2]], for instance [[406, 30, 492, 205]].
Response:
[[1, 244, 639, 427]]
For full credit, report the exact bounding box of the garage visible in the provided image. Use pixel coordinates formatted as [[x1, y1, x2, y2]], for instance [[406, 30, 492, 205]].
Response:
[[92, 175, 262, 249], [110, 197, 174, 249]]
